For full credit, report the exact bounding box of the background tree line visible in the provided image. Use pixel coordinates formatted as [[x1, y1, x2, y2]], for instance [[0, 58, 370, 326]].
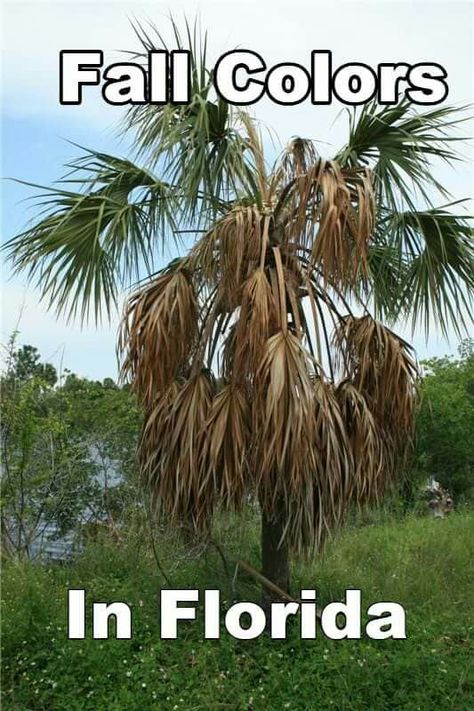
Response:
[[1, 335, 141, 558], [411, 338, 474, 500]]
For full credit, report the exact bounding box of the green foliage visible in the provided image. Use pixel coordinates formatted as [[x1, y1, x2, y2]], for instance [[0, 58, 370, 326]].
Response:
[[5, 151, 178, 322], [1, 349, 97, 555], [6, 343, 58, 386], [1, 339, 141, 557], [412, 339, 474, 500], [2, 511, 473, 710], [59, 372, 142, 523], [382, 207, 472, 338], [336, 100, 467, 209]]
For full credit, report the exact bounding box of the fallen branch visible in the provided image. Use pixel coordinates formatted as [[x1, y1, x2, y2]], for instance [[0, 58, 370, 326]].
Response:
[[234, 558, 322, 620]]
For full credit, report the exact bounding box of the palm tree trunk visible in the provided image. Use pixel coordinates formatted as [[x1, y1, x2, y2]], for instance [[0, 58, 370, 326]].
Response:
[[261, 499, 290, 616]]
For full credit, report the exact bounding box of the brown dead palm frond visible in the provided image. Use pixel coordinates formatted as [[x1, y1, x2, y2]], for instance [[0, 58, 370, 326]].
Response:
[[308, 164, 374, 283], [188, 204, 268, 311], [276, 154, 376, 287], [333, 315, 418, 434], [312, 379, 352, 530], [252, 330, 317, 512], [233, 268, 279, 378], [204, 383, 250, 510], [238, 112, 270, 203], [336, 380, 385, 503], [119, 268, 198, 404], [275, 137, 320, 187], [139, 379, 183, 487], [142, 370, 216, 531]]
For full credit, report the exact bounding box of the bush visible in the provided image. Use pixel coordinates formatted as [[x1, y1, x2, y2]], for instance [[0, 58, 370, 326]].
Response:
[[412, 341, 474, 501]]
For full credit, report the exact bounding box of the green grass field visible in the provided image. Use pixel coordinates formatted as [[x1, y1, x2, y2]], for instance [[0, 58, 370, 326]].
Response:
[[2, 510, 473, 710]]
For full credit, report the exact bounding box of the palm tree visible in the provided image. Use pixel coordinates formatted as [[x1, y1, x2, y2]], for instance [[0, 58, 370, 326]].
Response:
[[6, 20, 473, 606]]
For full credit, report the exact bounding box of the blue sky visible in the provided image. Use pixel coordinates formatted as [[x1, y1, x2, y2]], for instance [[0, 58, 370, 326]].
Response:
[[2, 0, 473, 379], [3, 113, 126, 378]]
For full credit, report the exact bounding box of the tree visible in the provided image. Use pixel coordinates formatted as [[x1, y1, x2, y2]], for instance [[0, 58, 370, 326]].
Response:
[[4, 339, 57, 387], [413, 339, 474, 500], [5, 20, 473, 602], [59, 373, 141, 527], [1, 345, 97, 558], [1, 337, 141, 558]]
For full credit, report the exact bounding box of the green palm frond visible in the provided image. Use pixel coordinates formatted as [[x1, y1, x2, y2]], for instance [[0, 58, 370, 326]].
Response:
[[358, 205, 473, 337], [362, 242, 407, 320], [125, 17, 258, 218], [336, 100, 469, 210], [5, 149, 178, 321], [395, 207, 473, 337]]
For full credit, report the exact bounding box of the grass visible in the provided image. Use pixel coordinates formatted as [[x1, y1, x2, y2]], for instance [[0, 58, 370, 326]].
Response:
[[2, 510, 474, 710]]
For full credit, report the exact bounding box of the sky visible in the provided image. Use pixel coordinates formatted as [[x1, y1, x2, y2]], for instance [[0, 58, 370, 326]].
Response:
[[2, 0, 473, 380]]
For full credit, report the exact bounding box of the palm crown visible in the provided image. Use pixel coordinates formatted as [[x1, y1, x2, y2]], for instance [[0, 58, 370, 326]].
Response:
[[6, 21, 473, 564]]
